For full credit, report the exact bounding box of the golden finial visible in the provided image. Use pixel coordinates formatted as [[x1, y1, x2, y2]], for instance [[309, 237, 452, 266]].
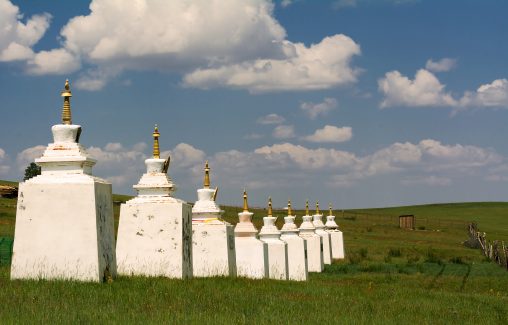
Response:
[[204, 160, 210, 188], [305, 200, 309, 215], [316, 201, 320, 215], [329, 203, 333, 216], [243, 189, 249, 212], [61, 79, 72, 125], [152, 125, 160, 159], [268, 197, 273, 216], [287, 199, 292, 216]]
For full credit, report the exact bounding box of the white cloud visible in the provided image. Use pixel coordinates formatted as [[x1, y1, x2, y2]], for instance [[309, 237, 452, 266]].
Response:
[[0, 0, 51, 62], [183, 34, 361, 93], [300, 97, 338, 119], [460, 79, 508, 108], [244, 133, 264, 140], [273, 125, 296, 139], [401, 175, 452, 186], [25, 48, 80, 75], [303, 125, 352, 143], [168, 143, 206, 168], [257, 113, 285, 125], [16, 145, 46, 171], [0, 148, 10, 175], [378, 69, 457, 108], [379, 66, 508, 110], [425, 58, 457, 72], [281, 0, 293, 7]]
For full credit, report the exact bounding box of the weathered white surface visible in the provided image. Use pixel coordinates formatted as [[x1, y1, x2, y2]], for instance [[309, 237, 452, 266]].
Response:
[[299, 215, 323, 273], [11, 124, 116, 282], [116, 199, 192, 278], [259, 216, 288, 280], [280, 215, 308, 281], [234, 237, 268, 279], [313, 213, 332, 265], [192, 222, 236, 277], [234, 210, 268, 279], [116, 157, 192, 278], [325, 214, 345, 259]]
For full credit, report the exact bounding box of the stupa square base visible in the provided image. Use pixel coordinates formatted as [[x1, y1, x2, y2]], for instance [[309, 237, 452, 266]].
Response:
[[260, 239, 288, 280], [328, 230, 345, 259], [235, 237, 268, 279], [302, 235, 323, 272], [116, 200, 192, 278], [192, 222, 236, 277], [11, 178, 116, 282], [280, 235, 308, 281], [315, 229, 332, 265]]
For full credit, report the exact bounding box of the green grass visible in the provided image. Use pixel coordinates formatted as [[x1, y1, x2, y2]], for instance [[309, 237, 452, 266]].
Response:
[[1, 180, 508, 323]]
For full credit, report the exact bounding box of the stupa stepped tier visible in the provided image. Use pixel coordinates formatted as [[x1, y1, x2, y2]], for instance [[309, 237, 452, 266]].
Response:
[[116, 126, 192, 278], [234, 190, 268, 279], [313, 202, 332, 265], [258, 197, 289, 280], [325, 204, 345, 259], [280, 200, 308, 281], [11, 80, 117, 282], [191, 161, 236, 277], [299, 200, 324, 273]]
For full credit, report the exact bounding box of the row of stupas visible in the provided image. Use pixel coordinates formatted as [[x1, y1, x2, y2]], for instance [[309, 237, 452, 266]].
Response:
[[10, 81, 344, 282]]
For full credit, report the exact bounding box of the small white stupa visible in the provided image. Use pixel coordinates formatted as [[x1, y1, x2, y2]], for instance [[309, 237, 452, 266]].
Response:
[[299, 200, 324, 273], [325, 204, 345, 259], [258, 197, 288, 280], [313, 201, 332, 265], [11, 80, 117, 282], [280, 200, 308, 281], [234, 190, 268, 279], [191, 161, 236, 277], [116, 126, 192, 278]]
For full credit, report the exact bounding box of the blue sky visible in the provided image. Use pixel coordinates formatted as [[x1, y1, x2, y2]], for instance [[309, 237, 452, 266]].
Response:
[[1, 0, 508, 209]]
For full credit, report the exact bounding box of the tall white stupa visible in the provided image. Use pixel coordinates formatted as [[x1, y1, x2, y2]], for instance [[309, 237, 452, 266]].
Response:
[[191, 161, 236, 277], [258, 197, 288, 280], [116, 126, 192, 278], [299, 200, 324, 273], [11, 80, 117, 282], [280, 200, 308, 281], [313, 201, 332, 265], [325, 204, 345, 259], [234, 190, 268, 279]]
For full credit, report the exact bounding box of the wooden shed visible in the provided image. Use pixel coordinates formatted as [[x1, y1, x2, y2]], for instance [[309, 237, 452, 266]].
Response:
[[399, 215, 415, 230]]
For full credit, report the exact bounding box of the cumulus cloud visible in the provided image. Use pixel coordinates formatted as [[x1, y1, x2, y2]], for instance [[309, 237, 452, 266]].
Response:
[[281, 0, 293, 7], [273, 125, 296, 139], [378, 69, 457, 108], [0, 148, 10, 175], [303, 125, 352, 143], [183, 34, 361, 93], [300, 97, 338, 119], [379, 66, 508, 110], [401, 175, 452, 186], [257, 113, 285, 125], [0, 0, 51, 62], [25, 48, 80, 75], [16, 145, 46, 170], [425, 58, 457, 72]]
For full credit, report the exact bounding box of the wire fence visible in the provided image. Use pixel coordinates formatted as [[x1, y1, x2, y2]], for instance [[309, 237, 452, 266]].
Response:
[[467, 223, 508, 271]]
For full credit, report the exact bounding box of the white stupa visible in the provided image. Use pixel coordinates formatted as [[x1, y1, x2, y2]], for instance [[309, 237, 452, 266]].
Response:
[[116, 126, 192, 278], [313, 201, 332, 265], [280, 200, 308, 281], [11, 80, 117, 282], [191, 161, 236, 277], [234, 190, 268, 279], [298, 200, 324, 273], [325, 204, 345, 259], [258, 197, 288, 280]]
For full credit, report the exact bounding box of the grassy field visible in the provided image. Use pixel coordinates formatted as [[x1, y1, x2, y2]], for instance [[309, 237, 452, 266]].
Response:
[[1, 179, 508, 323]]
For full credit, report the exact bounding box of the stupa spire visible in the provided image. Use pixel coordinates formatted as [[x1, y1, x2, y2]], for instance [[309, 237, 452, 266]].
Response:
[[329, 203, 333, 216], [243, 189, 249, 212], [268, 197, 273, 216], [152, 125, 160, 159], [204, 161, 210, 188], [305, 200, 309, 215], [316, 201, 320, 215], [61, 79, 72, 125], [287, 199, 292, 216]]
